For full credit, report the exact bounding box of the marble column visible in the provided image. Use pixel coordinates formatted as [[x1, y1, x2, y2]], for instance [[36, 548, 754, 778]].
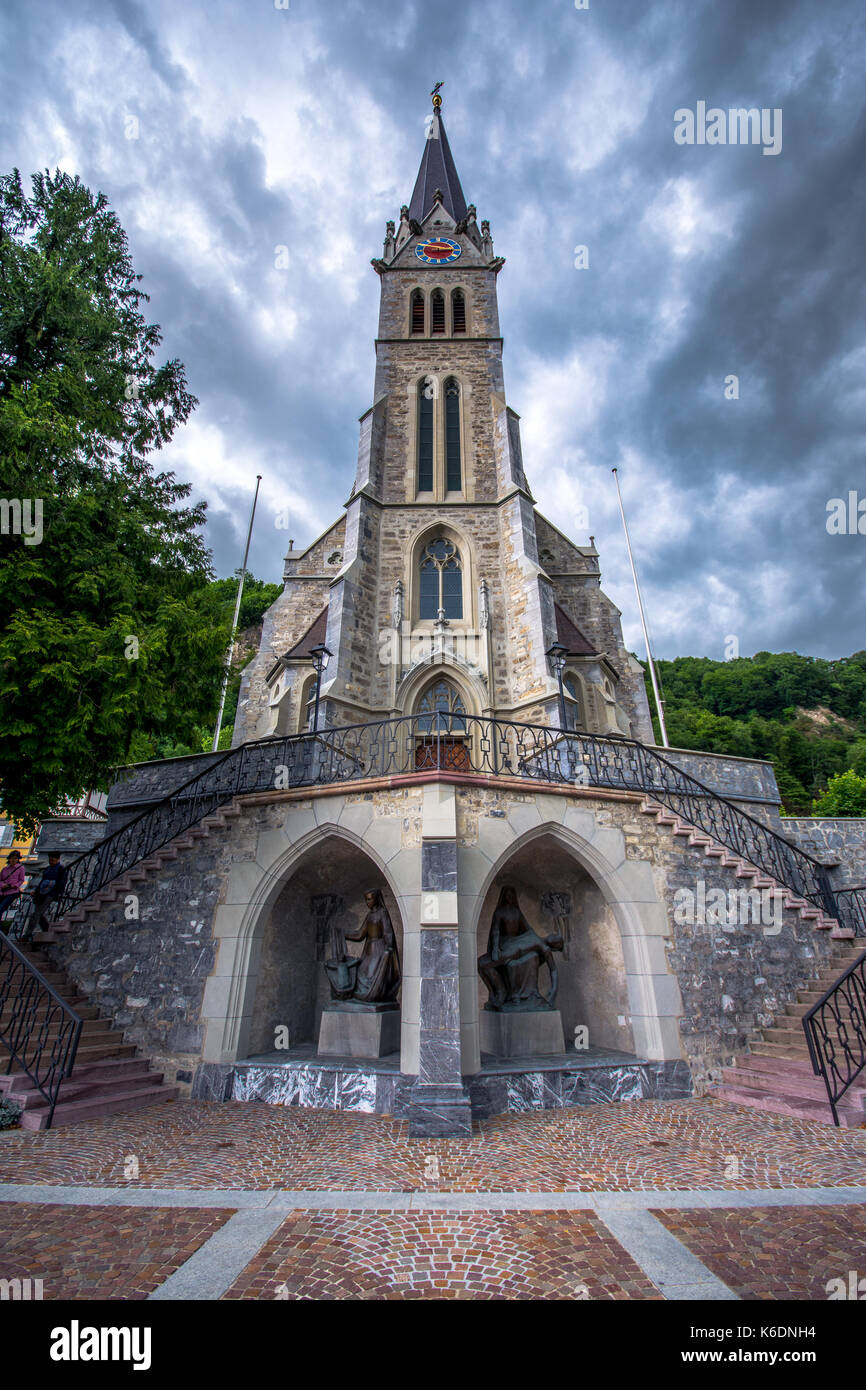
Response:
[[406, 783, 472, 1138]]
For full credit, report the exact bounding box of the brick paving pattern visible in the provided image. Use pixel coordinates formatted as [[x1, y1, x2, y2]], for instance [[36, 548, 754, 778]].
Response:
[[653, 1204, 866, 1300], [223, 1208, 662, 1300], [0, 1097, 864, 1191], [0, 1203, 234, 1300]]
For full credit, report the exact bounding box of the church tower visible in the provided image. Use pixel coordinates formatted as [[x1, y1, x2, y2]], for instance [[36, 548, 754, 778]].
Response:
[[235, 93, 653, 748]]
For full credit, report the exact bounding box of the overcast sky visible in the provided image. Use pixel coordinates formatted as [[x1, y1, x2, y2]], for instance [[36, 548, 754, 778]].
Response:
[[2, 0, 864, 659]]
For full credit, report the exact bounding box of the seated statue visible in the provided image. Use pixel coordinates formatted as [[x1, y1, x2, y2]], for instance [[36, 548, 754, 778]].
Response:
[[325, 889, 400, 1007], [478, 885, 563, 1012]]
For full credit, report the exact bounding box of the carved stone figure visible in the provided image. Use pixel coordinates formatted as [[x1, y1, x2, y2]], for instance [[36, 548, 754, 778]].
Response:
[[324, 890, 400, 1007], [478, 885, 563, 1011]]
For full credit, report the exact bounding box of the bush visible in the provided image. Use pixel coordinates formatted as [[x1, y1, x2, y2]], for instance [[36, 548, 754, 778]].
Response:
[[811, 770, 866, 817], [0, 1096, 22, 1130]]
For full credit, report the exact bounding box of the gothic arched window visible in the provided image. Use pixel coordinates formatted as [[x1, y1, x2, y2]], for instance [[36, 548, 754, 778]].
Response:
[[444, 378, 462, 491], [300, 675, 318, 732], [452, 289, 466, 334], [417, 378, 434, 491], [411, 289, 425, 335], [564, 673, 582, 731], [431, 288, 446, 335], [419, 537, 463, 621], [417, 679, 467, 732]]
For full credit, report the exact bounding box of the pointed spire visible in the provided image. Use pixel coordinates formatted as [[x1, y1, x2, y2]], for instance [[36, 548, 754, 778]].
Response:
[[408, 89, 468, 225]]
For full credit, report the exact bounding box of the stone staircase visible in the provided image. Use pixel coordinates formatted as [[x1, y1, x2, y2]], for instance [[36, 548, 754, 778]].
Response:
[[0, 945, 178, 1129], [32, 798, 244, 946], [710, 943, 866, 1127], [640, 798, 864, 1126]]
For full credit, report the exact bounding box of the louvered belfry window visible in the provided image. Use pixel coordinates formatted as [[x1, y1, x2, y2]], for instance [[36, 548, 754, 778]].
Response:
[[452, 289, 466, 334], [411, 289, 425, 335], [445, 378, 462, 491], [418, 379, 434, 491], [431, 289, 446, 335]]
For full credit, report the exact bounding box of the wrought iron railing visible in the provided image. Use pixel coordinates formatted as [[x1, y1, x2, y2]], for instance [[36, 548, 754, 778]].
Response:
[[835, 887, 866, 937], [803, 947, 866, 1126], [0, 934, 82, 1129], [41, 715, 839, 928]]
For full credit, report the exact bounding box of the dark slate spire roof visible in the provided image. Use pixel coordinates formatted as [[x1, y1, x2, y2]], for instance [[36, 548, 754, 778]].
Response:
[[408, 99, 468, 224]]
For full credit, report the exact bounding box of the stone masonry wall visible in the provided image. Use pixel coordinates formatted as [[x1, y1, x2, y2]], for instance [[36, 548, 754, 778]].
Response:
[[779, 818, 866, 887]]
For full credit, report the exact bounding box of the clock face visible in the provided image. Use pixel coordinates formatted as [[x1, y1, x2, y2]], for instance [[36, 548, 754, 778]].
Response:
[[415, 237, 462, 265]]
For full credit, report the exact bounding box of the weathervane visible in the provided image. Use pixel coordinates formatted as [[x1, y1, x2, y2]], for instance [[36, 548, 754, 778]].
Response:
[[431, 81, 443, 110]]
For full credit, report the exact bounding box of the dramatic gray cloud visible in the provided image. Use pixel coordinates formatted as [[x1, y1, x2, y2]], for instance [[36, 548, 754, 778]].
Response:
[[2, 0, 864, 658]]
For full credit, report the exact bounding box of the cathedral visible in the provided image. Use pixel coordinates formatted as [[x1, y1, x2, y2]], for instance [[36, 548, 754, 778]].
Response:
[[233, 91, 653, 750], [19, 94, 864, 1136]]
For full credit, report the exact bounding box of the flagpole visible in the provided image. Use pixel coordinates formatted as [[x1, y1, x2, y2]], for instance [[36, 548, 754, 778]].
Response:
[[611, 467, 670, 748], [212, 475, 262, 752]]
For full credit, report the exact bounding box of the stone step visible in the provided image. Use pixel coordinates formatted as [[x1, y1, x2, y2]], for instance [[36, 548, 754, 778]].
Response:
[[0, 1056, 155, 1095], [9, 1069, 165, 1111], [710, 1083, 864, 1127], [775, 1009, 858, 1029], [720, 1062, 866, 1108], [19, 1083, 179, 1130]]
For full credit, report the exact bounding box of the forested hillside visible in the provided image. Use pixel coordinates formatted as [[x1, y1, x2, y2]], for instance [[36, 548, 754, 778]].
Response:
[[642, 652, 866, 814]]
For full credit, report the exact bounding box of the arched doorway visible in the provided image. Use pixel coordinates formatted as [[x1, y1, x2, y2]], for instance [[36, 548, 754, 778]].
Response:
[[414, 677, 471, 771]]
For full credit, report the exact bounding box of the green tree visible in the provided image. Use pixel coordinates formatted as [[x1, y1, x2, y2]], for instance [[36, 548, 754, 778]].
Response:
[[0, 168, 228, 827], [811, 770, 866, 817]]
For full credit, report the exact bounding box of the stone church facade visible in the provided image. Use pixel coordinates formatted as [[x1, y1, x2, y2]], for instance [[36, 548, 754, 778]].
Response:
[[22, 97, 865, 1136]]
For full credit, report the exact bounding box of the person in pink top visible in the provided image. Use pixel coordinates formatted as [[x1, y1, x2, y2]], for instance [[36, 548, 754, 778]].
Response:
[[0, 850, 26, 923]]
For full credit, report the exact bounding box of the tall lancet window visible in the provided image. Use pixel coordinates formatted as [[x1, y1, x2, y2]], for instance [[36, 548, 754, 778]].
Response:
[[418, 379, 434, 491], [411, 289, 425, 335], [444, 378, 462, 491], [419, 537, 463, 620], [452, 289, 466, 334], [431, 288, 446, 335]]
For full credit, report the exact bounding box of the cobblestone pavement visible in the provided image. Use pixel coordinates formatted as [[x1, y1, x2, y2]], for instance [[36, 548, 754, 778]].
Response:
[[0, 1097, 864, 1191], [0, 1203, 233, 1300], [222, 1209, 662, 1300], [652, 1204, 866, 1301]]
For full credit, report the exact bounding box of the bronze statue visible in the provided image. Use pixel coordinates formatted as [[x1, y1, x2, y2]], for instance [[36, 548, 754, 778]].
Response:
[[478, 885, 563, 1012], [325, 890, 400, 1007]]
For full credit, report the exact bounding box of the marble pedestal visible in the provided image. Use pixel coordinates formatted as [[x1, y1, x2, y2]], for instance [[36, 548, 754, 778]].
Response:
[[318, 1004, 401, 1059], [481, 1009, 566, 1058]]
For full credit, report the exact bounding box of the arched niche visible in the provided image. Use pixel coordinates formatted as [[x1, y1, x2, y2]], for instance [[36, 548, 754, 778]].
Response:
[[243, 837, 403, 1059], [474, 832, 635, 1057]]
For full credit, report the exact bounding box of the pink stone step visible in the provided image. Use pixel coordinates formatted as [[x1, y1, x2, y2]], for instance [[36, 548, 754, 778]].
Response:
[[710, 1083, 864, 1127], [720, 1063, 866, 1108], [10, 1069, 165, 1111], [19, 1083, 179, 1130]]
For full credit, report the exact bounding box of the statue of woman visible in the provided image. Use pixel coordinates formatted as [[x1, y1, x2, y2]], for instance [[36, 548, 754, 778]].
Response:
[[478, 885, 563, 1011], [344, 889, 401, 1004]]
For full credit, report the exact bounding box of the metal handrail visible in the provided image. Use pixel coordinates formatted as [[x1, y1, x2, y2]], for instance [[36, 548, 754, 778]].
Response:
[[803, 946, 866, 1126], [0, 933, 82, 1129], [41, 715, 839, 929], [835, 887, 866, 937]]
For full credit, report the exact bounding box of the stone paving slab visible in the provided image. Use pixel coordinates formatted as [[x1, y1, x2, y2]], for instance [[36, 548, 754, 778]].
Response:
[[0, 1203, 234, 1300], [653, 1204, 866, 1301], [220, 1209, 664, 1300], [0, 1097, 863, 1191]]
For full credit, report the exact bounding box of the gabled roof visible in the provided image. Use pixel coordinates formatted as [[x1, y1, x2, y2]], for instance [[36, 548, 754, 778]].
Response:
[[284, 606, 329, 661], [408, 105, 468, 225], [554, 604, 598, 657]]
